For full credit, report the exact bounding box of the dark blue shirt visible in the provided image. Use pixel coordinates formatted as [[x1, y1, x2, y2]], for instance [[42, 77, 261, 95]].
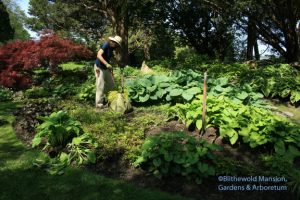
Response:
[[95, 42, 114, 69]]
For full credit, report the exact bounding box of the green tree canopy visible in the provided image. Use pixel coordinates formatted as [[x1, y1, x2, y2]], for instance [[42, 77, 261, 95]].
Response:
[[3, 0, 30, 40], [0, 0, 14, 43]]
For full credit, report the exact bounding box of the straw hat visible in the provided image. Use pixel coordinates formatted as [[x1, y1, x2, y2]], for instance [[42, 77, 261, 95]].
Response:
[[108, 35, 122, 46]]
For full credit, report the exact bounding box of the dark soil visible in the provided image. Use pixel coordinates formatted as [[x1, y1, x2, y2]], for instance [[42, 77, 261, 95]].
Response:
[[13, 99, 58, 146]]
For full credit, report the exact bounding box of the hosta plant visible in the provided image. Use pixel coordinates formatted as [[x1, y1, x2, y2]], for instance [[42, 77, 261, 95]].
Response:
[[126, 69, 203, 103], [32, 110, 84, 149], [32, 110, 98, 174], [170, 95, 300, 149]]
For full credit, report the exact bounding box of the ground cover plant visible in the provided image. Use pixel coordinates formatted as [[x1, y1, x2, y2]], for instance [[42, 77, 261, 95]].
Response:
[[134, 131, 222, 184], [32, 110, 98, 174]]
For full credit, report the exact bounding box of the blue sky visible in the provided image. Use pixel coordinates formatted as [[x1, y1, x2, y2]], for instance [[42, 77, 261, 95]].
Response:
[[17, 0, 29, 14], [15, 0, 38, 38]]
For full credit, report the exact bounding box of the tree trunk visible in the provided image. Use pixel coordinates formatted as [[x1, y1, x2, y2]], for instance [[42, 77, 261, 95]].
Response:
[[99, 0, 129, 66], [114, 18, 128, 66], [284, 29, 299, 62], [246, 17, 255, 60], [254, 40, 260, 60], [296, 22, 300, 62]]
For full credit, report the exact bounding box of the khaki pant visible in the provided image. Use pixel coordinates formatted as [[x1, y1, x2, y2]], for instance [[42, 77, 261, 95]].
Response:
[[94, 65, 114, 107]]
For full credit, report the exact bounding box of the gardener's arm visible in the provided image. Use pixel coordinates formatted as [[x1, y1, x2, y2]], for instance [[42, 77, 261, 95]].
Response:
[[97, 49, 108, 65], [97, 49, 112, 69]]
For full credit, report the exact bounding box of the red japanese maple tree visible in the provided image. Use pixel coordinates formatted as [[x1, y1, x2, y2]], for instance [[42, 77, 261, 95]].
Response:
[[0, 33, 93, 89]]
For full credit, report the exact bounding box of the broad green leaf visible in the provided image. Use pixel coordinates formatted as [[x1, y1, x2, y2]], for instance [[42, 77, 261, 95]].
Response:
[[291, 91, 300, 103], [147, 85, 157, 92], [196, 120, 202, 130], [230, 132, 238, 145], [72, 136, 82, 145], [261, 86, 271, 97], [139, 94, 150, 102], [174, 155, 185, 164], [186, 119, 194, 127], [236, 91, 248, 100], [166, 94, 172, 101], [87, 152, 96, 163], [274, 140, 285, 155], [280, 89, 291, 98], [187, 154, 199, 164], [185, 87, 201, 95], [59, 152, 69, 163], [164, 152, 173, 162], [182, 92, 194, 101], [156, 89, 166, 98], [140, 79, 152, 87], [216, 77, 228, 86], [153, 158, 161, 167], [214, 85, 224, 92], [138, 88, 146, 95], [169, 88, 184, 96], [252, 93, 264, 99], [159, 82, 171, 88], [198, 163, 208, 173], [239, 127, 250, 137], [133, 157, 145, 167], [287, 145, 300, 156], [150, 95, 158, 100]]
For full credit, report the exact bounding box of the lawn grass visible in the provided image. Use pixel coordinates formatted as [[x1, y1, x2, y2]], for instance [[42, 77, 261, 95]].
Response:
[[0, 102, 189, 200], [60, 61, 88, 70], [266, 100, 300, 124]]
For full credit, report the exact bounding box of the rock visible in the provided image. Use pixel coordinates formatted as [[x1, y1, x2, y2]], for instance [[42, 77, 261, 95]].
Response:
[[140, 61, 153, 74], [274, 111, 294, 118], [244, 60, 257, 69], [202, 127, 217, 144], [282, 111, 294, 117]]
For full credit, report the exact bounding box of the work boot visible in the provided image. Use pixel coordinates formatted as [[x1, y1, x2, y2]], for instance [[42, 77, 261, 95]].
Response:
[[96, 103, 105, 109]]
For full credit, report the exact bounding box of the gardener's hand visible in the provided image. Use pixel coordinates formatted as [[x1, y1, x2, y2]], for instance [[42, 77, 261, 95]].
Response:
[[106, 63, 112, 70], [96, 68, 100, 77]]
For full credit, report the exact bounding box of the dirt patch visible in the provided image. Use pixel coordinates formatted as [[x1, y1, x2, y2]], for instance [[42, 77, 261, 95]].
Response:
[[12, 99, 58, 146], [13, 117, 36, 146], [145, 120, 191, 136]]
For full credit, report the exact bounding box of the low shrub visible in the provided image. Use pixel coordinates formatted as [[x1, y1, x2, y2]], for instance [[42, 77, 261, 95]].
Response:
[[25, 86, 49, 99], [0, 86, 13, 102], [134, 131, 222, 184]]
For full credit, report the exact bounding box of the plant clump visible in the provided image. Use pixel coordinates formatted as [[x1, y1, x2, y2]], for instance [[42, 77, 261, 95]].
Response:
[[134, 131, 222, 184], [32, 110, 98, 174]]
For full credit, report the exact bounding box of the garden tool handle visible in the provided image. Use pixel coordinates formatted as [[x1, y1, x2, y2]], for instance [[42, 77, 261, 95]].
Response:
[[121, 67, 124, 93]]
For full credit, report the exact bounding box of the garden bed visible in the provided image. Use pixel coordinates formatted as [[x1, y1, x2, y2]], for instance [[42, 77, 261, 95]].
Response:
[[11, 101, 295, 200]]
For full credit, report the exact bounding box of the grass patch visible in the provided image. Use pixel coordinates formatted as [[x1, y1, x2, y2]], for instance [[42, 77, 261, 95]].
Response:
[[60, 61, 89, 70], [58, 100, 170, 162], [0, 102, 189, 200]]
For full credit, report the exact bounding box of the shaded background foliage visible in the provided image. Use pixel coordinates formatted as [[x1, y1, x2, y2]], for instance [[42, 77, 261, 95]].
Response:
[[23, 0, 300, 64], [0, 1, 14, 43]]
